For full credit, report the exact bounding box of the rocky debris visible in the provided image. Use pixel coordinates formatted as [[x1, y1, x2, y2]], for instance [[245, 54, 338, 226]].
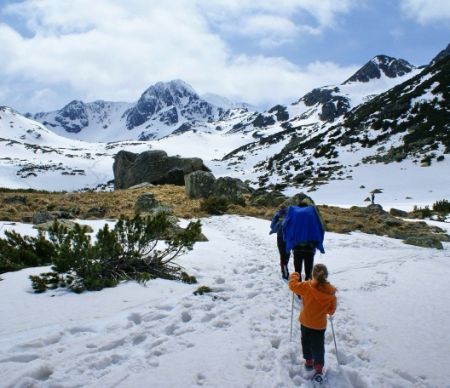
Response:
[[128, 182, 155, 190], [185, 171, 216, 199], [113, 150, 209, 189], [252, 113, 276, 128], [321, 204, 449, 249], [390, 208, 409, 217], [211, 177, 251, 204], [267, 105, 289, 122], [32, 210, 73, 224], [403, 236, 445, 250], [184, 171, 251, 205], [32, 210, 54, 224], [83, 206, 107, 219], [34, 220, 93, 233], [134, 193, 171, 215], [249, 189, 287, 207], [300, 87, 350, 122]]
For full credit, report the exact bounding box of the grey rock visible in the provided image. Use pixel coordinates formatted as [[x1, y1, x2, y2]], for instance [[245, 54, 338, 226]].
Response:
[[134, 193, 158, 213], [185, 171, 216, 199], [403, 236, 443, 250], [390, 208, 408, 217], [32, 210, 54, 225], [128, 182, 155, 190], [211, 177, 250, 204], [84, 206, 107, 218], [367, 204, 384, 213], [34, 220, 94, 233], [249, 190, 287, 207], [113, 150, 209, 189]]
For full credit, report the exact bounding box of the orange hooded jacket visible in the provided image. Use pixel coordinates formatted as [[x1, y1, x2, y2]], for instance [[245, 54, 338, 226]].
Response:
[[289, 272, 336, 330]]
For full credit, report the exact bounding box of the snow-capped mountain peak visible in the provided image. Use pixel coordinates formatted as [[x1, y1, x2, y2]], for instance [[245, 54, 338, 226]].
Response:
[[343, 54, 415, 84], [125, 79, 220, 131]]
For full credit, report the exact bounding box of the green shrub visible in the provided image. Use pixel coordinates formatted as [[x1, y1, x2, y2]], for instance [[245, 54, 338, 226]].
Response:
[[200, 197, 229, 215], [193, 285, 213, 295], [433, 199, 450, 214], [0, 230, 55, 274], [180, 271, 197, 284], [26, 214, 202, 293], [412, 205, 433, 218]]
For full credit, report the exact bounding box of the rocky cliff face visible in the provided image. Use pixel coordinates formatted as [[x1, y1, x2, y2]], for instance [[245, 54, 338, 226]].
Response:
[[343, 55, 415, 84]]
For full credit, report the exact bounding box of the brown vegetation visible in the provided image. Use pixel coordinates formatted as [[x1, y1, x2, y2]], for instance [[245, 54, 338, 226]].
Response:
[[0, 186, 448, 249]]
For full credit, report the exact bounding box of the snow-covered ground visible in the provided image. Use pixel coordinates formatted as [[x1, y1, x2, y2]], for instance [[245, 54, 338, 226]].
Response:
[[1, 216, 449, 388]]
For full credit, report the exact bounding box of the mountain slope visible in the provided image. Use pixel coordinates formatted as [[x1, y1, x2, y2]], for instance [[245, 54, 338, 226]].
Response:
[[29, 80, 254, 142]]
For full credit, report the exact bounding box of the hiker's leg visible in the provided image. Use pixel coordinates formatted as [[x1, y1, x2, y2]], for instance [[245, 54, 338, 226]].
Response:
[[310, 328, 326, 367], [304, 251, 315, 280], [293, 248, 303, 275], [277, 234, 290, 278], [300, 325, 313, 361]]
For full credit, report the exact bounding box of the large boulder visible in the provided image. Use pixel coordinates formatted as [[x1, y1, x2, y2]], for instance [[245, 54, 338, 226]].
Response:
[[185, 171, 216, 199], [249, 189, 287, 207], [113, 150, 209, 189], [211, 177, 251, 204]]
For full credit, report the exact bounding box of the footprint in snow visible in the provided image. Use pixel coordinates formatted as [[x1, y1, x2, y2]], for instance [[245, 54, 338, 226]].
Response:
[[127, 312, 142, 325], [181, 311, 192, 323], [69, 326, 96, 335], [132, 334, 147, 346], [0, 354, 40, 363]]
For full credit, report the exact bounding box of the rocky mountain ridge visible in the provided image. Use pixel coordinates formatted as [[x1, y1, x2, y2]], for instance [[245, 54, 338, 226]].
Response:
[[29, 80, 252, 142], [1, 44, 448, 204]]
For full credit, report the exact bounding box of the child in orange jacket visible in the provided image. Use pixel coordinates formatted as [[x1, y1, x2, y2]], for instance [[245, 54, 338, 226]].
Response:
[[289, 263, 336, 377]]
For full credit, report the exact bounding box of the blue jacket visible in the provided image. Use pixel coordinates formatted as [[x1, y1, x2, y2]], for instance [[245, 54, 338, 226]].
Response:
[[270, 208, 287, 235], [282, 206, 325, 254]]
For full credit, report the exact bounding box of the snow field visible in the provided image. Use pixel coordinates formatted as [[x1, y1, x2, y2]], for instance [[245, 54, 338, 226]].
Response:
[[0, 216, 449, 387]]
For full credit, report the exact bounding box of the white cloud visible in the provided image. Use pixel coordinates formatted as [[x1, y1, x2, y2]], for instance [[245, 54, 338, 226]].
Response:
[[400, 0, 450, 24], [0, 0, 358, 112]]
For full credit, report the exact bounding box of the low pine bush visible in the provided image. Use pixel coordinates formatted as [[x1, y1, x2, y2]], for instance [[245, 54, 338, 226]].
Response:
[[433, 199, 450, 214], [200, 197, 229, 215], [26, 214, 202, 293], [0, 230, 55, 273]]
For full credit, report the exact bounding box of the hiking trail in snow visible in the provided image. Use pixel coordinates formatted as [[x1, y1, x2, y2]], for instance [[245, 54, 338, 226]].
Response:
[[1, 216, 449, 387]]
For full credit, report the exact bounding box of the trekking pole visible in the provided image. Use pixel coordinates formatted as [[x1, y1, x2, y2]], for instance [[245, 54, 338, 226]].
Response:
[[289, 292, 294, 341], [329, 315, 341, 365]]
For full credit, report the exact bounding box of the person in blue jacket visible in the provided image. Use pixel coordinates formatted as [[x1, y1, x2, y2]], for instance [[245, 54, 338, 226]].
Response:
[[283, 202, 325, 282], [270, 205, 290, 279]]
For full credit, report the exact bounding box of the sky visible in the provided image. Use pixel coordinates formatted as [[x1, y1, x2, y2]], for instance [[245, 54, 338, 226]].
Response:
[[0, 0, 449, 113]]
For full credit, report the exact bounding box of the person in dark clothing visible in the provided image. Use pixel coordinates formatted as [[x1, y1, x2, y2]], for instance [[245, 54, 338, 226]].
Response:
[[289, 201, 321, 281], [270, 206, 290, 279], [293, 241, 316, 281]]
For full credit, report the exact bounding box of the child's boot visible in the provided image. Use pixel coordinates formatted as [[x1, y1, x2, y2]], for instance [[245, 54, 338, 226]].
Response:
[[304, 359, 314, 371]]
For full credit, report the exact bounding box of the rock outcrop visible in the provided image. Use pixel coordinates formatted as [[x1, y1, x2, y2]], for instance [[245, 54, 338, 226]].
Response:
[[113, 150, 209, 189]]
